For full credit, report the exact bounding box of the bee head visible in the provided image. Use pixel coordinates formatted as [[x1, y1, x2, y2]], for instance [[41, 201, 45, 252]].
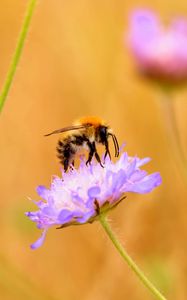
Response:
[[96, 126, 119, 157], [96, 125, 109, 143]]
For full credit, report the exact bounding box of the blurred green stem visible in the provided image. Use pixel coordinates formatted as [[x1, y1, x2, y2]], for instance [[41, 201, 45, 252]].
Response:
[[158, 88, 187, 182], [0, 0, 38, 113], [99, 213, 167, 300]]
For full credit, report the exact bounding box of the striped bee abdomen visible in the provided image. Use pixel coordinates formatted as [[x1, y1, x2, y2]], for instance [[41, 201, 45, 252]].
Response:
[[57, 135, 87, 172]]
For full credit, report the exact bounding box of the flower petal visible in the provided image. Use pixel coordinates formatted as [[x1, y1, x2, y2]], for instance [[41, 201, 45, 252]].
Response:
[[88, 186, 101, 198], [58, 209, 75, 224], [37, 185, 50, 200], [129, 10, 160, 45], [30, 229, 48, 250], [128, 172, 162, 193]]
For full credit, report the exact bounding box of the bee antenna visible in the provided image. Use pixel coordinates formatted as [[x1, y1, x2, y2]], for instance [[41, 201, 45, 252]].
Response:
[[109, 133, 119, 157]]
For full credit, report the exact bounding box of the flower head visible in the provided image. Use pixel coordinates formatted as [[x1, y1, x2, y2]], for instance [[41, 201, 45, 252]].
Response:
[[128, 9, 187, 82], [26, 150, 161, 249]]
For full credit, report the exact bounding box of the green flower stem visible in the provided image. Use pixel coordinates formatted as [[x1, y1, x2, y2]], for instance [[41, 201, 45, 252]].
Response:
[[99, 213, 167, 300], [0, 0, 38, 113], [158, 89, 187, 183]]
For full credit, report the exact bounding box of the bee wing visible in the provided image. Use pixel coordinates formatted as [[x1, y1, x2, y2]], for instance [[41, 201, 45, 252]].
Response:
[[44, 124, 91, 136]]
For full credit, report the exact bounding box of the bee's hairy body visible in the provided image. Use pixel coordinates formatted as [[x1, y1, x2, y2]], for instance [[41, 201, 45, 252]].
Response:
[[45, 116, 119, 172], [57, 133, 89, 171]]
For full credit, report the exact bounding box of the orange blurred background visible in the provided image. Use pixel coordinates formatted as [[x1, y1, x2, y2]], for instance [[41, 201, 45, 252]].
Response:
[[1, 0, 187, 299]]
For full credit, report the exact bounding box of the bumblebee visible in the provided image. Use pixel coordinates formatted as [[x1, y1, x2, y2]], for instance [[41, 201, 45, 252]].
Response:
[[45, 116, 119, 172]]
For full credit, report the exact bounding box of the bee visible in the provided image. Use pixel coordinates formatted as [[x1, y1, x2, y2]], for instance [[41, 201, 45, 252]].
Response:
[[45, 116, 119, 172]]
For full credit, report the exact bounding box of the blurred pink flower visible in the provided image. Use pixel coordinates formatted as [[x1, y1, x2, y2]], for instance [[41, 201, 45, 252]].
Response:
[[128, 9, 187, 82]]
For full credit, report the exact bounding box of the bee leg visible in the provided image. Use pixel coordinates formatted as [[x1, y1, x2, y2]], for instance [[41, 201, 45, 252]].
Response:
[[104, 140, 111, 161], [64, 159, 69, 172], [95, 152, 104, 168], [92, 142, 104, 168], [86, 142, 95, 166], [86, 142, 104, 168], [70, 160, 75, 170]]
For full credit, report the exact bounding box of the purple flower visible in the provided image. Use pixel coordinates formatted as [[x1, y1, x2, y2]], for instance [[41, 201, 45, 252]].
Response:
[[128, 9, 187, 82], [26, 150, 162, 249]]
